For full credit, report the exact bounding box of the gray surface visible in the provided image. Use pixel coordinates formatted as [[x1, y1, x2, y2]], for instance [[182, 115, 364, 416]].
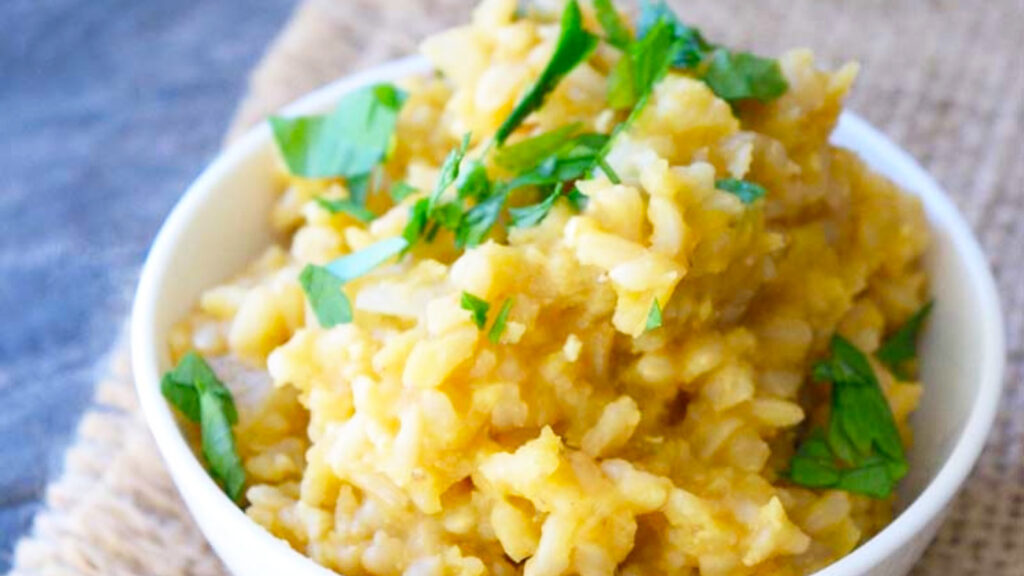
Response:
[[0, 0, 296, 568]]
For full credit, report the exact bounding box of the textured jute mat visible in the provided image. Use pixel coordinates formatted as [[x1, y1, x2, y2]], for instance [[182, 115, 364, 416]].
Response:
[[10, 0, 1024, 574]]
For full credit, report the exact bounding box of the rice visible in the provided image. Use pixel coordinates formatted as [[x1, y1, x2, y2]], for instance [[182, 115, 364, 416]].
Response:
[[168, 0, 930, 574]]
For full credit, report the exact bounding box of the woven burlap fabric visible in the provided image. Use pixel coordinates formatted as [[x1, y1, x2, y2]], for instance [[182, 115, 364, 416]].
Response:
[[10, 0, 1023, 574]]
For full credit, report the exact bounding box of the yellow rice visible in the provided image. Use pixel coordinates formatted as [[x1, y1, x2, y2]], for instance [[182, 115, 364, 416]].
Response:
[[169, 0, 930, 574]]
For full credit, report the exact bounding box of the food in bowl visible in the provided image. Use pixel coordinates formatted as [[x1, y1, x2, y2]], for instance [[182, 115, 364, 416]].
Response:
[[160, 0, 935, 574]]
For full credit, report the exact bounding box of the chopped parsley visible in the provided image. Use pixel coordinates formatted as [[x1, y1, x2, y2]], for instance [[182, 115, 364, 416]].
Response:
[[299, 237, 409, 328], [429, 134, 472, 211], [703, 49, 789, 103], [504, 132, 609, 191], [607, 15, 677, 111], [389, 181, 419, 203], [455, 160, 492, 202], [715, 178, 767, 204], [314, 197, 377, 222], [494, 0, 598, 145], [494, 123, 584, 173], [509, 184, 562, 229], [634, 1, 787, 105], [161, 352, 245, 502], [455, 190, 507, 248], [460, 292, 491, 329], [636, 1, 711, 69], [593, 0, 632, 49], [299, 264, 352, 327], [876, 301, 933, 379], [402, 198, 431, 245], [488, 298, 515, 343], [787, 336, 909, 498], [269, 83, 407, 180], [645, 299, 663, 331]]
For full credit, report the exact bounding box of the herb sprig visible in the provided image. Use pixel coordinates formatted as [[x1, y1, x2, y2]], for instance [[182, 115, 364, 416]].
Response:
[[876, 301, 933, 379], [300, 237, 409, 327], [494, 0, 598, 145], [161, 352, 246, 502], [787, 336, 909, 498]]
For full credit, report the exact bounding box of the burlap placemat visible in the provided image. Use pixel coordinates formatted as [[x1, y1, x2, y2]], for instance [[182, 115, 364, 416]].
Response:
[[10, 0, 1023, 574]]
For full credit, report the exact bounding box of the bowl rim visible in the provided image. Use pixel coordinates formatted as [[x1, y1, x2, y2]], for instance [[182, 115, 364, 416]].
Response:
[[131, 55, 1005, 576]]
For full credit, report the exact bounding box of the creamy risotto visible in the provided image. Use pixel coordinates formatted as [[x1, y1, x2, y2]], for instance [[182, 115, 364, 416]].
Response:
[[162, 1, 933, 574]]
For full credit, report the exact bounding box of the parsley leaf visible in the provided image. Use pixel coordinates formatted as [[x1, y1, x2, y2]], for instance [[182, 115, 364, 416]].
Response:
[[787, 429, 841, 488], [455, 160, 492, 202], [315, 197, 377, 222], [456, 191, 508, 248], [633, 2, 787, 105], [815, 336, 906, 464], [460, 292, 491, 329], [403, 198, 431, 245], [877, 301, 933, 379], [429, 134, 471, 211], [645, 299, 663, 331], [715, 178, 766, 204], [494, 123, 583, 172], [269, 83, 407, 181], [161, 351, 238, 424], [566, 187, 589, 211], [509, 186, 560, 229], [593, 0, 632, 49], [636, 1, 710, 69], [390, 181, 419, 203], [198, 382, 246, 501], [325, 237, 408, 281], [607, 15, 677, 111], [161, 352, 245, 501], [299, 264, 353, 328], [300, 237, 409, 327], [788, 336, 909, 498], [702, 49, 789, 103], [488, 298, 514, 343], [505, 133, 609, 191], [494, 0, 598, 145]]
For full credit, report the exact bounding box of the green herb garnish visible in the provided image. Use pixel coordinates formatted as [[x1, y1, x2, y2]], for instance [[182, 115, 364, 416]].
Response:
[[161, 352, 245, 501], [703, 49, 789, 103], [787, 336, 908, 498], [593, 0, 632, 49], [645, 299, 663, 331], [299, 237, 409, 328], [455, 191, 508, 248], [494, 0, 599, 145], [607, 15, 677, 111], [455, 160, 492, 202], [269, 84, 407, 180], [509, 185, 562, 229], [494, 123, 583, 172], [488, 298, 515, 343], [460, 292, 491, 329], [314, 197, 377, 222], [505, 133, 609, 191], [389, 181, 419, 203], [633, 2, 786, 105], [876, 301, 933, 379], [715, 178, 766, 204], [299, 264, 352, 327], [402, 198, 431, 245], [429, 134, 472, 211], [636, 1, 710, 69]]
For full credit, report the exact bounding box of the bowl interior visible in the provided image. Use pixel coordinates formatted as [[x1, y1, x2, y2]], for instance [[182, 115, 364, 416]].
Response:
[[132, 58, 1003, 576]]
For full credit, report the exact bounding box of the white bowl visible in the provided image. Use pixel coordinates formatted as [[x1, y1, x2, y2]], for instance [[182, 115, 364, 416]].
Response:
[[131, 56, 1004, 576]]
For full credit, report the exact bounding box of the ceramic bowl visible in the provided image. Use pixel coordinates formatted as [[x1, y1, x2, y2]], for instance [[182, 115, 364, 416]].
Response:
[[131, 56, 1004, 576]]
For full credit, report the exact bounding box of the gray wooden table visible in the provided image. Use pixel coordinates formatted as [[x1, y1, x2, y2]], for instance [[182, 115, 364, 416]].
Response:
[[0, 0, 296, 568]]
